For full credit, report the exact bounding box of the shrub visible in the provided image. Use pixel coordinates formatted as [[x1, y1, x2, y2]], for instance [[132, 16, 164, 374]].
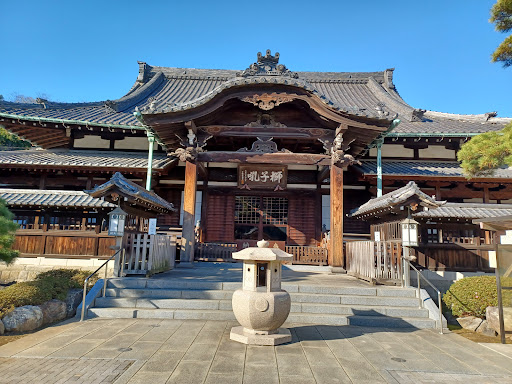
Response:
[[0, 269, 95, 318], [443, 276, 498, 318]]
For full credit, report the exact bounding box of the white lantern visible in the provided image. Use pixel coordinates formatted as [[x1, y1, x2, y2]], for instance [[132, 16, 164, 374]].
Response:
[[108, 207, 127, 237], [401, 217, 419, 247]]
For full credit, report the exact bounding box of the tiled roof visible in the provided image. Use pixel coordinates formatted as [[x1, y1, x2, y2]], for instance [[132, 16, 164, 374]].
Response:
[[391, 111, 511, 136], [1, 54, 509, 135], [349, 181, 443, 218], [0, 66, 397, 124], [0, 149, 173, 171], [356, 160, 512, 179], [414, 202, 512, 220], [86, 172, 175, 213], [0, 188, 114, 208]]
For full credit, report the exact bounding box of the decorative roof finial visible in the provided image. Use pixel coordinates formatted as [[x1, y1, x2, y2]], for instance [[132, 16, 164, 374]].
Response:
[[257, 50, 280, 65], [237, 50, 298, 78]]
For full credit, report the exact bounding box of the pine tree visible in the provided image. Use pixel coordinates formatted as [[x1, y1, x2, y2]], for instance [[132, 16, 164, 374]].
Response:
[[491, 0, 512, 66], [458, 122, 512, 178], [0, 199, 19, 264]]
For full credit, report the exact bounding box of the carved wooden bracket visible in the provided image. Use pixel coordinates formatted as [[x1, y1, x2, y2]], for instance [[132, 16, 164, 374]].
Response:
[[172, 147, 198, 162], [245, 112, 287, 128], [240, 93, 295, 111], [237, 137, 291, 154], [331, 149, 360, 167]]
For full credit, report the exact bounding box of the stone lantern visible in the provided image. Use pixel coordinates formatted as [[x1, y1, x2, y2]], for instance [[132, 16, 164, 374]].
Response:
[[230, 240, 293, 345]]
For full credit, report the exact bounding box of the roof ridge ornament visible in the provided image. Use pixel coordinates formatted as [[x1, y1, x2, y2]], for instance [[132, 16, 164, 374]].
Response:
[[237, 50, 298, 78]]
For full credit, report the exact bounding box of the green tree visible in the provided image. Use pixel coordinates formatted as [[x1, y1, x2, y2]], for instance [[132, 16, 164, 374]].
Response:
[[490, 0, 512, 66], [458, 122, 512, 178], [0, 127, 32, 148], [0, 199, 19, 264]]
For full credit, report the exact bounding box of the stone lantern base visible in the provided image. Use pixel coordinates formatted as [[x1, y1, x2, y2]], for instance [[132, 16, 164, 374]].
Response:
[[230, 326, 291, 346]]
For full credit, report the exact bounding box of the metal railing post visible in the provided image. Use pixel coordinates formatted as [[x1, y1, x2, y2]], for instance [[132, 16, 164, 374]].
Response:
[[80, 279, 88, 322], [438, 291, 444, 334], [407, 262, 445, 335], [103, 259, 108, 298], [417, 270, 422, 308], [80, 249, 121, 322]]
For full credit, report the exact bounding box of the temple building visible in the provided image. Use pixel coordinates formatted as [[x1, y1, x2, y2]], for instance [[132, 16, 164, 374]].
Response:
[[1, 50, 511, 272]]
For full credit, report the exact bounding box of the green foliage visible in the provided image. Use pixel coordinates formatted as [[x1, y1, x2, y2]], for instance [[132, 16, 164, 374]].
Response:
[[0, 199, 19, 264], [0, 127, 32, 148], [0, 269, 95, 318], [490, 0, 512, 67], [35, 269, 97, 289], [457, 122, 512, 178], [443, 276, 498, 318]]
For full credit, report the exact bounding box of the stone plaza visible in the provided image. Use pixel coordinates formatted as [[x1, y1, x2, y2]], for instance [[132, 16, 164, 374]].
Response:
[[1, 317, 511, 384]]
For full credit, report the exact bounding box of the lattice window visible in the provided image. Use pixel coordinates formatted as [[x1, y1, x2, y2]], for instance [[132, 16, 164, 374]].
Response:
[[426, 228, 439, 243], [262, 197, 288, 225], [235, 196, 260, 224], [13, 215, 36, 230]]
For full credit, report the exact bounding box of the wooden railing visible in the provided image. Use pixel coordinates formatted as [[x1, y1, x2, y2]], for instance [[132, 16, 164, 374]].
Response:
[[285, 246, 328, 266], [123, 233, 177, 275], [345, 240, 402, 283], [194, 243, 329, 265], [411, 243, 494, 272], [195, 242, 237, 262]]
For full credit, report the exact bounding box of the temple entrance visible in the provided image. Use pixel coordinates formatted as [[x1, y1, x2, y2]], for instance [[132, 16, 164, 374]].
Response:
[[234, 196, 288, 248]]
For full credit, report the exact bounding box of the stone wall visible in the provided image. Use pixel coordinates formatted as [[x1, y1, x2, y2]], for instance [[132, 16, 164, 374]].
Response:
[[0, 257, 115, 283]]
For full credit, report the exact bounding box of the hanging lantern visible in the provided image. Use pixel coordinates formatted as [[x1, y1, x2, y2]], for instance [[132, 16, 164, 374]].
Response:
[[108, 207, 127, 237], [401, 217, 419, 247]]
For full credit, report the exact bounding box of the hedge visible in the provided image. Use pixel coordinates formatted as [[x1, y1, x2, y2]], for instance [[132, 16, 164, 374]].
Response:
[[443, 276, 498, 318], [0, 269, 96, 318]]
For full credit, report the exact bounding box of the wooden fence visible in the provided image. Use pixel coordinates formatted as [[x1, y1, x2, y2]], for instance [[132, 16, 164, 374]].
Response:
[[285, 246, 328, 266], [195, 242, 237, 262], [12, 230, 116, 258], [123, 233, 177, 275], [194, 243, 329, 265], [345, 240, 402, 284]]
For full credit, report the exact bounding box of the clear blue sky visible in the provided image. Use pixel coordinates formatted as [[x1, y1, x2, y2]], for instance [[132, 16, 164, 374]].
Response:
[[1, 0, 511, 117]]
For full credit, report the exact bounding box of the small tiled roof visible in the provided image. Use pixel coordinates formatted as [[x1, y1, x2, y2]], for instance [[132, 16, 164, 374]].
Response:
[[356, 160, 512, 179], [349, 181, 444, 218], [0, 188, 114, 208], [414, 202, 512, 220], [391, 111, 511, 136], [85, 172, 175, 213], [0, 149, 173, 171]]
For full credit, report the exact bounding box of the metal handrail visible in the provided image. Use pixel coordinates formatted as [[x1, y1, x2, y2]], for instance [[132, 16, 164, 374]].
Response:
[[404, 257, 444, 334], [80, 248, 123, 322]]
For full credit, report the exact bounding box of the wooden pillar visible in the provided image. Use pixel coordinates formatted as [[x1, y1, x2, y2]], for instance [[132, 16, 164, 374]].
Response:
[[39, 173, 47, 189], [483, 186, 490, 203], [329, 162, 344, 268], [182, 160, 198, 263]]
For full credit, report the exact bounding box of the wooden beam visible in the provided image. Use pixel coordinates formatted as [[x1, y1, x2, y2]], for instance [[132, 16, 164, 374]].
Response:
[[197, 151, 331, 165], [330, 161, 344, 268], [182, 160, 198, 263], [200, 125, 335, 140]]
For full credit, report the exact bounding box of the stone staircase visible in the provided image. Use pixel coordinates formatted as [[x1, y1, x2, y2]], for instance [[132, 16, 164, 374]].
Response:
[[86, 278, 439, 329]]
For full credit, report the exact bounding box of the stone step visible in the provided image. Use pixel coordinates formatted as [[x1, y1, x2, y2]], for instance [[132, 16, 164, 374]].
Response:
[[87, 307, 237, 321], [106, 278, 417, 298], [104, 287, 420, 305], [94, 297, 429, 319], [86, 307, 436, 328]]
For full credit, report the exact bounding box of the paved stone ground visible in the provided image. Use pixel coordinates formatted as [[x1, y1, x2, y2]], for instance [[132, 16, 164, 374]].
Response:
[[0, 318, 511, 384]]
